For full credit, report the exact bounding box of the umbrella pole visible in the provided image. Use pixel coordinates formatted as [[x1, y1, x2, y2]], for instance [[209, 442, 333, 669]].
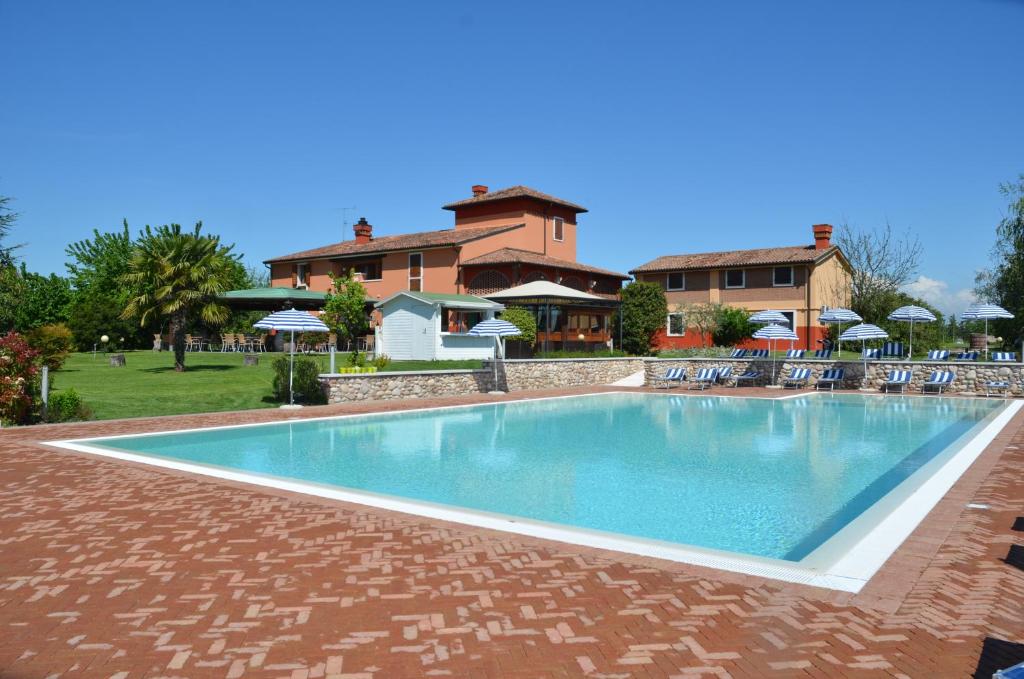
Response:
[[985, 319, 989, 359], [289, 329, 295, 406], [862, 339, 868, 389], [837, 322, 842, 357], [909, 320, 914, 359]]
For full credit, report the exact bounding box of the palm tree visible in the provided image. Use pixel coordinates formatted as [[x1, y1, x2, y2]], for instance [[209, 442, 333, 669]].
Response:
[[121, 222, 239, 371]]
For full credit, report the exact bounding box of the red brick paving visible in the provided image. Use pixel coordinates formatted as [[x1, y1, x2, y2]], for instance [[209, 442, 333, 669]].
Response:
[[1, 387, 1023, 678]]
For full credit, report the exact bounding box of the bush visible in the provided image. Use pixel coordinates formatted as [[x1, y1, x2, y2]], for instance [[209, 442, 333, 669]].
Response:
[[27, 323, 74, 371], [712, 306, 755, 347], [45, 388, 92, 423], [346, 350, 367, 367], [498, 307, 537, 346], [372, 353, 391, 370], [0, 332, 40, 425], [272, 355, 326, 404], [618, 281, 668, 355]]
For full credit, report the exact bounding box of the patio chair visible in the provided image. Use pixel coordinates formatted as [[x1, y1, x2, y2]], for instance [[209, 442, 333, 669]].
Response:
[[731, 369, 762, 387], [922, 370, 955, 394], [862, 348, 881, 359], [715, 365, 733, 384], [729, 348, 747, 359], [748, 349, 769, 359], [954, 351, 979, 361], [782, 367, 811, 389], [815, 368, 845, 391], [689, 367, 719, 390], [813, 349, 833, 359], [882, 370, 913, 393], [992, 352, 1017, 362], [984, 379, 1012, 397], [926, 349, 950, 361], [786, 349, 806, 359], [881, 341, 905, 359], [219, 333, 234, 352], [652, 367, 686, 389]]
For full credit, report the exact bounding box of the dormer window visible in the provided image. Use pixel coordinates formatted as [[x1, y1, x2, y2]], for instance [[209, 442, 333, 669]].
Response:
[[553, 216, 564, 242]]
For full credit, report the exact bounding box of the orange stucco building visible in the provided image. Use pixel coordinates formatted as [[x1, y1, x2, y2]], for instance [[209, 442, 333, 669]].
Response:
[[264, 185, 629, 349], [631, 225, 852, 351]]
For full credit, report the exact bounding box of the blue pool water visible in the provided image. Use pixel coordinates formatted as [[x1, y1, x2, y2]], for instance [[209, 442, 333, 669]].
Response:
[[81, 393, 1004, 561]]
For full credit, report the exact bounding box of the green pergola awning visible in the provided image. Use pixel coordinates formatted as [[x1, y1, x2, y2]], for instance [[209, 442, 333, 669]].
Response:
[[219, 287, 328, 310]]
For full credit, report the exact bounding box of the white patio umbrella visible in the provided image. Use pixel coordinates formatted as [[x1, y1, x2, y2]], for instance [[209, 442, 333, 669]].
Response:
[[752, 323, 798, 384], [468, 318, 522, 390], [839, 323, 889, 389], [818, 308, 862, 356], [961, 302, 1014, 360], [254, 308, 329, 406], [749, 310, 791, 325], [887, 305, 936, 359]]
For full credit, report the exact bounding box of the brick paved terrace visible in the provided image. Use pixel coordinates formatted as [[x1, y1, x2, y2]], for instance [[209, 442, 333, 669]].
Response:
[[2, 387, 1023, 678]]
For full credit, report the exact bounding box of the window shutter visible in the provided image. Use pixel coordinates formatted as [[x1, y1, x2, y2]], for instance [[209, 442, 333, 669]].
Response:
[[304, 266, 310, 287], [291, 264, 297, 287]]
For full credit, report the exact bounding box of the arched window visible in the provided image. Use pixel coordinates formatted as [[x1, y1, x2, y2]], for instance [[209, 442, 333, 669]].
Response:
[[561, 275, 586, 291], [521, 271, 548, 284], [467, 269, 511, 295]]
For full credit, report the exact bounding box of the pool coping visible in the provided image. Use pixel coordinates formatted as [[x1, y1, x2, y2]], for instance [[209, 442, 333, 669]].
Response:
[[44, 389, 1021, 595]]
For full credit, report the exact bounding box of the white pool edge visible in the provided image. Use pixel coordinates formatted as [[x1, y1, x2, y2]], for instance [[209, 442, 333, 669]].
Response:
[[45, 393, 1022, 594]]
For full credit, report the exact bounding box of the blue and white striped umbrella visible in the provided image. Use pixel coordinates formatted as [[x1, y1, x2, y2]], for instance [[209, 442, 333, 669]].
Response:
[[254, 308, 329, 406], [818, 308, 862, 356], [469, 318, 521, 388], [962, 302, 1014, 359], [254, 308, 330, 332], [749, 310, 791, 325], [840, 324, 889, 389], [752, 323, 798, 384], [467, 319, 522, 337], [887, 305, 936, 358]]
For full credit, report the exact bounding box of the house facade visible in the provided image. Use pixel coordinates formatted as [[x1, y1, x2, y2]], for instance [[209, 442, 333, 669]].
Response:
[[264, 185, 629, 350], [630, 224, 851, 351]]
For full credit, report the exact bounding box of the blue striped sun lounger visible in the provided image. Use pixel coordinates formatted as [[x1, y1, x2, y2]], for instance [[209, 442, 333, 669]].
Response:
[[689, 367, 719, 390], [715, 365, 733, 383], [748, 349, 769, 358], [813, 349, 833, 359], [731, 369, 762, 387], [815, 368, 845, 391], [922, 370, 955, 394], [652, 367, 686, 389], [984, 379, 1012, 397], [863, 348, 881, 359], [782, 367, 811, 389], [786, 349, 805, 359], [926, 349, 950, 361], [992, 352, 1017, 362], [882, 370, 913, 393], [730, 348, 748, 358], [955, 351, 979, 361], [881, 342, 905, 358]]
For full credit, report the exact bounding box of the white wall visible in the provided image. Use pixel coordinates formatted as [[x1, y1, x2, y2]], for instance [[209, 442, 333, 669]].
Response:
[[380, 296, 435, 360]]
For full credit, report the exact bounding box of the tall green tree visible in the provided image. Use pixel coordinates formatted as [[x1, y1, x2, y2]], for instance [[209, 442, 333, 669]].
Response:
[[121, 222, 240, 371], [618, 281, 667, 355], [0, 194, 24, 331], [14, 268, 73, 332], [322, 269, 369, 355], [976, 175, 1024, 348], [0, 194, 22, 268]]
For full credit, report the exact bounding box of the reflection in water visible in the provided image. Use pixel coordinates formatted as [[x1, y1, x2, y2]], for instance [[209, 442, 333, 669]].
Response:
[[91, 394, 1004, 561]]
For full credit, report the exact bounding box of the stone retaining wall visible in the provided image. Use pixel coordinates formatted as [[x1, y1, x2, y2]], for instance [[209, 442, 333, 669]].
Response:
[[645, 357, 1024, 394], [320, 357, 646, 403]]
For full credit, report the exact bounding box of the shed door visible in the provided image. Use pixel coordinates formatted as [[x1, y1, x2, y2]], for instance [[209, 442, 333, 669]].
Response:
[[412, 308, 434, 359]]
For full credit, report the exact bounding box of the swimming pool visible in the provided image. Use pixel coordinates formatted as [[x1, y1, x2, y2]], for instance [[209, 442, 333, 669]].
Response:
[[52, 392, 1019, 591]]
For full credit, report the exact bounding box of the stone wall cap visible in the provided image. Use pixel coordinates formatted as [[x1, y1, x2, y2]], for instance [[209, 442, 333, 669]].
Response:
[[501, 357, 643, 363], [319, 369, 490, 378]]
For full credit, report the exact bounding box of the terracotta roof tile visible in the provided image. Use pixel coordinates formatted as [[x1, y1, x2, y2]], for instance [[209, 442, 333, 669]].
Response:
[[461, 247, 629, 279], [264, 223, 524, 264], [442, 185, 588, 213], [630, 245, 840, 274]]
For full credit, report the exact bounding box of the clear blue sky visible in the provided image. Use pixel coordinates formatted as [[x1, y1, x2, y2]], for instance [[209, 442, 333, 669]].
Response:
[[2, 0, 1022, 315]]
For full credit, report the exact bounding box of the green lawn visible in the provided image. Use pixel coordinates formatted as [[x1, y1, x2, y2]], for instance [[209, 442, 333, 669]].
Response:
[[52, 351, 483, 421]]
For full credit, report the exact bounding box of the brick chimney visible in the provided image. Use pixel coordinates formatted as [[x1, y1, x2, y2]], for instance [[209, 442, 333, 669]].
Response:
[[471, 184, 488, 197], [812, 223, 833, 250], [353, 217, 373, 244]]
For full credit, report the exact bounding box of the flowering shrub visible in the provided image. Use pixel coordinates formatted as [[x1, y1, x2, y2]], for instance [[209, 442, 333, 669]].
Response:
[[0, 332, 41, 425]]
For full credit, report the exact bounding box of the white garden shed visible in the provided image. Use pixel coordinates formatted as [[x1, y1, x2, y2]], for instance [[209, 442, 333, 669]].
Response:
[[374, 291, 505, 361]]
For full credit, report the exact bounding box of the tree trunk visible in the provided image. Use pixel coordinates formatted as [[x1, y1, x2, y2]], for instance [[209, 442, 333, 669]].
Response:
[[171, 311, 187, 372]]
